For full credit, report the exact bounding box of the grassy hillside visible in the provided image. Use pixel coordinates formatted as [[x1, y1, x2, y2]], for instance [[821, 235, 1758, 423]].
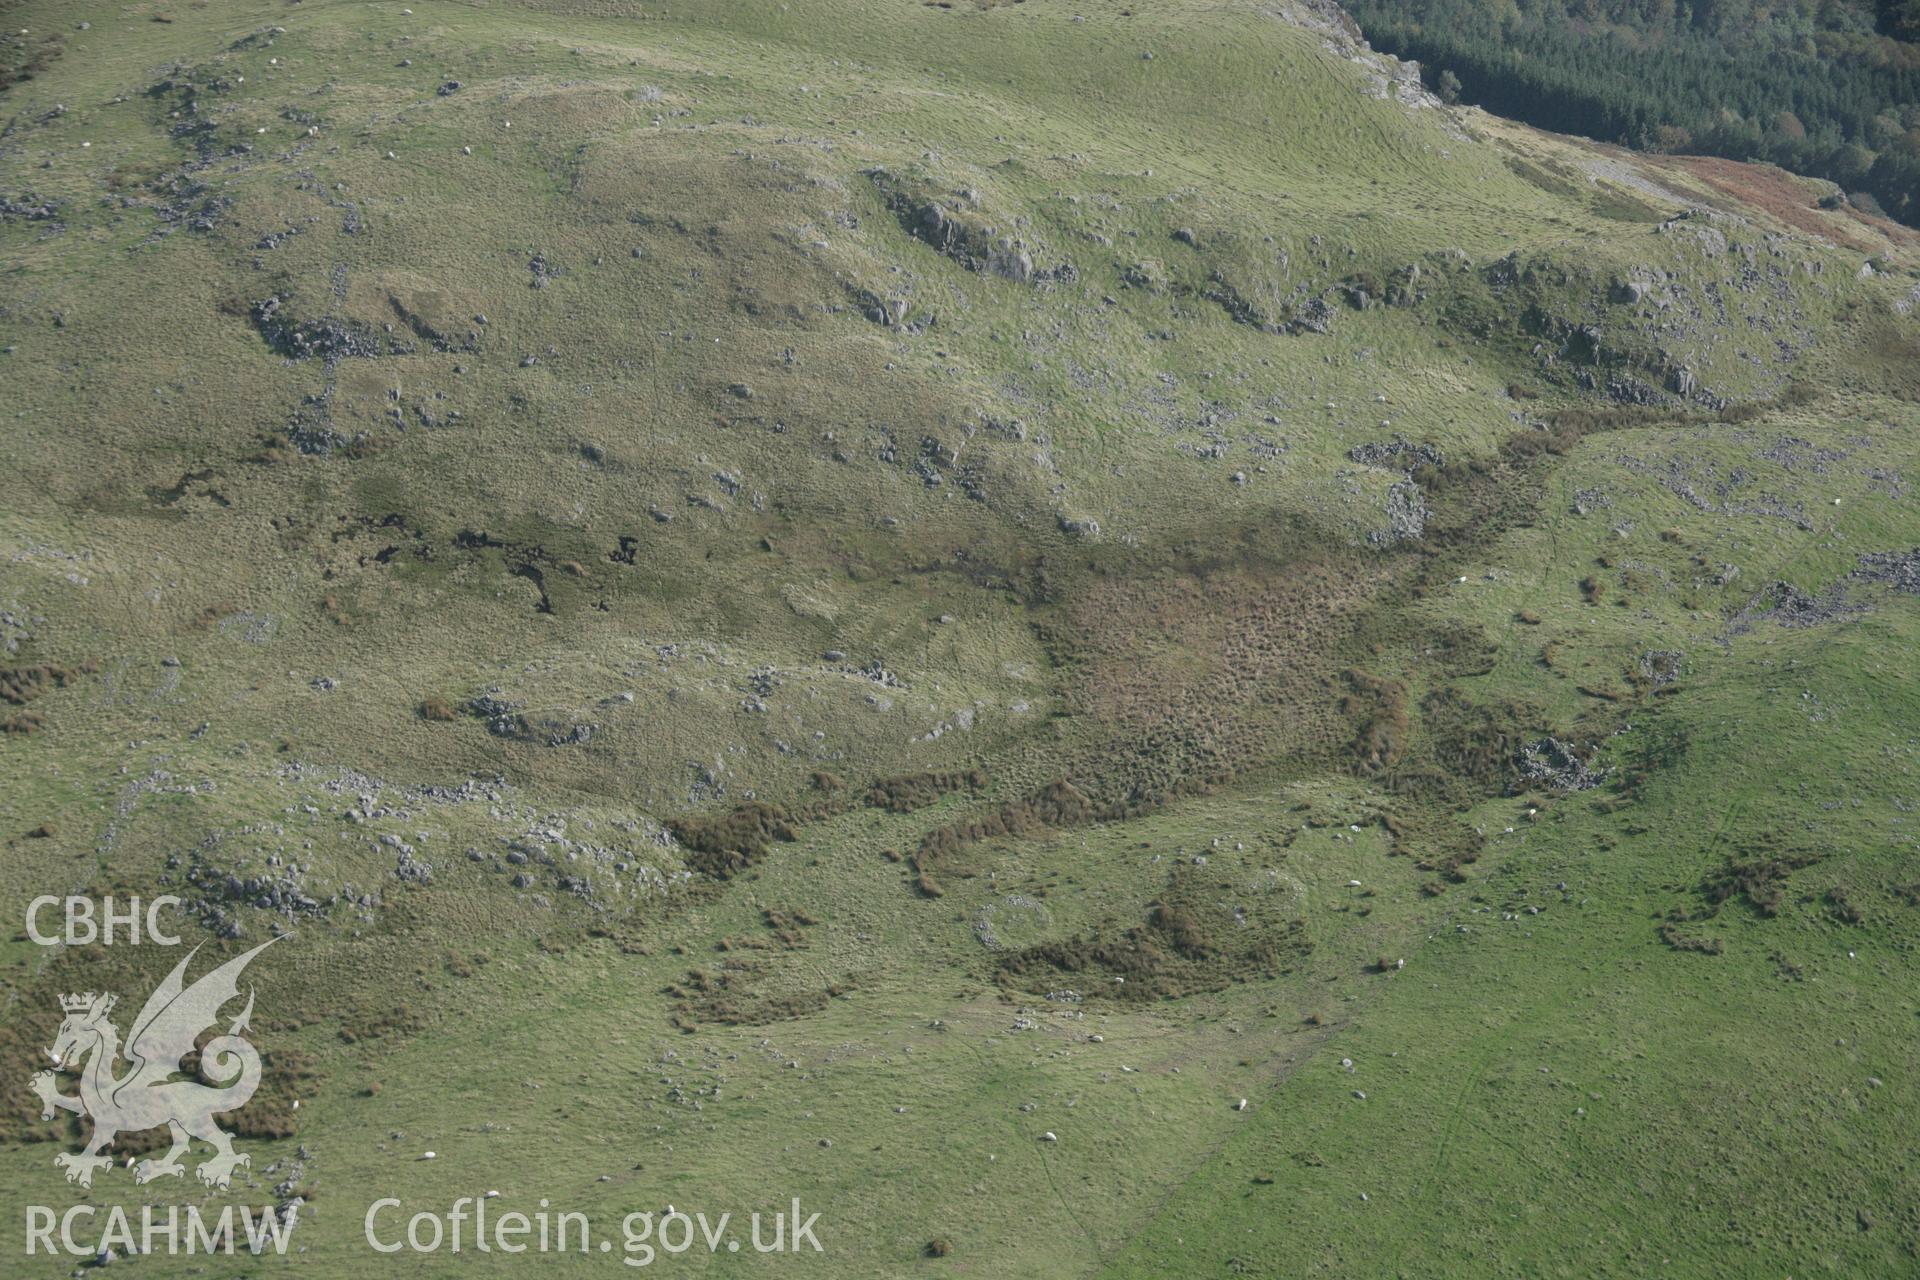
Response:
[[1, 0, 1918, 1275]]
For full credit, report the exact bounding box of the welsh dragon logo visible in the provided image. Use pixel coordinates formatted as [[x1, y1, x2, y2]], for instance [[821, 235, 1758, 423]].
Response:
[[30, 939, 276, 1190]]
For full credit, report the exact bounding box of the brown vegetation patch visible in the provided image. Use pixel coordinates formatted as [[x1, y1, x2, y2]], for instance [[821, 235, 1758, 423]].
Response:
[[336, 1002, 426, 1045], [0, 954, 323, 1149], [908, 779, 1097, 889], [1042, 549, 1387, 811], [668, 802, 802, 879], [996, 867, 1312, 1001], [864, 770, 986, 813], [1341, 669, 1409, 775], [1400, 687, 1549, 799], [0, 661, 97, 706], [1658, 923, 1725, 954], [1661, 155, 1912, 251], [664, 958, 847, 1030], [1379, 808, 1488, 882], [1697, 842, 1825, 918]]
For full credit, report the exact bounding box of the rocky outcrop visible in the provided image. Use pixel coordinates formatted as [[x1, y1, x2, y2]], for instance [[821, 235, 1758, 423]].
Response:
[[871, 170, 1068, 284]]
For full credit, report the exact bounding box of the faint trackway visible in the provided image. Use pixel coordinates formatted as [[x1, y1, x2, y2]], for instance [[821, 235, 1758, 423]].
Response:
[[1089, 923, 1437, 1273]]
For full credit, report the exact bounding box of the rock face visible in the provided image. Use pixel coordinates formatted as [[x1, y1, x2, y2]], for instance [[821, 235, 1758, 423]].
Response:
[[1517, 738, 1603, 792], [251, 295, 388, 360], [1057, 515, 1101, 540], [1731, 579, 1860, 631], [1855, 548, 1920, 594], [1369, 481, 1428, 544], [0, 192, 64, 222], [1288, 295, 1336, 334], [468, 692, 527, 738], [872, 169, 1060, 284], [1349, 440, 1443, 471], [986, 237, 1034, 283], [1468, 209, 1825, 408], [1612, 278, 1654, 305]]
